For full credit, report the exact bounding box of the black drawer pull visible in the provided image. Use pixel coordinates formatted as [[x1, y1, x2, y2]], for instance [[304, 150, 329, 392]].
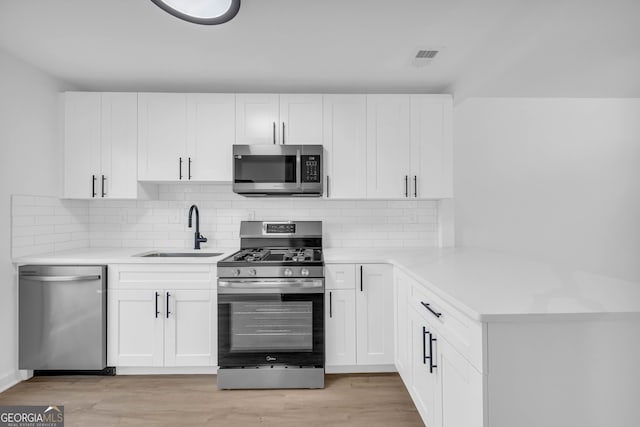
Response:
[[428, 332, 437, 373], [420, 301, 442, 318], [329, 291, 333, 318]]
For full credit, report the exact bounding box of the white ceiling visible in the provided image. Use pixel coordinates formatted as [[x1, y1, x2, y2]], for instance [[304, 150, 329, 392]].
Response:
[[0, 0, 638, 101]]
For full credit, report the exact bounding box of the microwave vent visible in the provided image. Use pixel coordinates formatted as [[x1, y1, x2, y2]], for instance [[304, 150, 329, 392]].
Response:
[[415, 50, 438, 59]]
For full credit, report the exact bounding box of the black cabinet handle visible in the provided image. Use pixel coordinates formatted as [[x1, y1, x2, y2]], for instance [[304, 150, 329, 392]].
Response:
[[273, 122, 276, 144], [155, 292, 160, 318], [166, 292, 171, 318], [422, 326, 428, 365], [329, 291, 333, 318], [405, 175, 409, 198], [188, 157, 192, 180], [414, 175, 417, 198], [282, 122, 285, 145], [92, 175, 97, 198], [101, 175, 106, 197], [360, 265, 363, 292], [326, 175, 330, 198], [179, 157, 183, 180], [421, 301, 443, 319], [429, 332, 438, 373]]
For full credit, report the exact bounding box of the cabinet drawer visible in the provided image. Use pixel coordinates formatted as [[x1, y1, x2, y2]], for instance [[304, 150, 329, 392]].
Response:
[[325, 264, 356, 290], [410, 281, 485, 373], [109, 264, 216, 290]]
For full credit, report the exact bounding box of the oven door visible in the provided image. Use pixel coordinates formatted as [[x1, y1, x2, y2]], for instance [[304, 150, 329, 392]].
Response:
[[218, 278, 324, 368]]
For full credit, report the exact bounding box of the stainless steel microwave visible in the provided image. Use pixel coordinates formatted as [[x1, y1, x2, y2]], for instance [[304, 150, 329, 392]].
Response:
[[232, 145, 323, 197]]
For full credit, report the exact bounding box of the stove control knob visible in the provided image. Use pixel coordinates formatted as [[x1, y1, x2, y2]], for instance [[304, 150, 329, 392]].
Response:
[[249, 268, 257, 276], [284, 268, 293, 277], [233, 269, 241, 277], [301, 268, 310, 277]]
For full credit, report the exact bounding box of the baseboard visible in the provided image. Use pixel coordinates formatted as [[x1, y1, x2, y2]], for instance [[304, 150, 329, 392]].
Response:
[[115, 366, 217, 375], [325, 364, 396, 374], [0, 370, 22, 393]]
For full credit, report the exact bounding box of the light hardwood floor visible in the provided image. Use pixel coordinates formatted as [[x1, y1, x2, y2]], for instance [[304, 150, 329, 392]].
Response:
[[0, 373, 423, 427]]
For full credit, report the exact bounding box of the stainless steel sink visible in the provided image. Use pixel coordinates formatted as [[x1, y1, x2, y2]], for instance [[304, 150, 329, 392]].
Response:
[[137, 252, 223, 258]]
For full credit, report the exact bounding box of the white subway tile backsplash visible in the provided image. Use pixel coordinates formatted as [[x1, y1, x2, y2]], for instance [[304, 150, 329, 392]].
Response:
[[11, 184, 439, 256], [11, 195, 90, 257]]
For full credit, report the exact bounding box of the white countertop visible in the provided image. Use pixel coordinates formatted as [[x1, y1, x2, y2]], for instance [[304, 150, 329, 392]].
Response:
[[12, 247, 237, 265], [325, 248, 640, 321], [14, 247, 640, 322]]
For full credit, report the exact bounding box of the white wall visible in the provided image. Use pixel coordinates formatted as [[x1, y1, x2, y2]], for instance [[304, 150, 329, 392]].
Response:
[[454, 98, 640, 282], [0, 49, 69, 390]]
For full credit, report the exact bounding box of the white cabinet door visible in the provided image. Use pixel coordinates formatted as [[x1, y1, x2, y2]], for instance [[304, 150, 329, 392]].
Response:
[[138, 93, 187, 180], [164, 289, 217, 367], [409, 306, 442, 427], [410, 95, 453, 199], [64, 92, 101, 198], [235, 94, 280, 145], [187, 93, 235, 181], [279, 94, 323, 145], [110, 290, 164, 367], [100, 92, 138, 198], [366, 95, 411, 199], [325, 289, 357, 366], [394, 270, 412, 383], [323, 95, 367, 198], [355, 264, 394, 365], [325, 264, 356, 290], [440, 339, 483, 427]]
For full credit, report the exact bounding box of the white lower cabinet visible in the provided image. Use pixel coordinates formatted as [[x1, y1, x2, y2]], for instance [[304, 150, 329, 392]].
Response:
[[325, 263, 394, 369], [396, 268, 485, 427], [325, 289, 356, 366], [409, 306, 441, 427], [108, 265, 217, 369], [356, 264, 394, 365], [394, 269, 412, 382]]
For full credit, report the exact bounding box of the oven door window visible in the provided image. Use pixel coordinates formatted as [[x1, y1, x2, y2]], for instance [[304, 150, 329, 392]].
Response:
[[230, 300, 312, 352], [234, 155, 296, 183]]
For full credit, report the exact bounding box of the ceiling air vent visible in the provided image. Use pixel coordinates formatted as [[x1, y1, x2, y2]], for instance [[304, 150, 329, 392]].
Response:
[[416, 50, 439, 59]]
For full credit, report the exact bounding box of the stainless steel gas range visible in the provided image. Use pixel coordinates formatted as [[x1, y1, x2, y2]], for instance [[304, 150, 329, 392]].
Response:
[[216, 221, 325, 389]]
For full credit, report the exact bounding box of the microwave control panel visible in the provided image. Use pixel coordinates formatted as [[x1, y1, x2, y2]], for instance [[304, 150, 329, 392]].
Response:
[[301, 155, 321, 183]]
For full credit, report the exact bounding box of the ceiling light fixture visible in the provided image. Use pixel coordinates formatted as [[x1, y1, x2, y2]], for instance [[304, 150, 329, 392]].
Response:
[[150, 0, 240, 25]]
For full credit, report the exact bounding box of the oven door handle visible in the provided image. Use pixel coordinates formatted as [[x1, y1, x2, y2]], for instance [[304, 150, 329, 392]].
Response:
[[218, 279, 324, 294]]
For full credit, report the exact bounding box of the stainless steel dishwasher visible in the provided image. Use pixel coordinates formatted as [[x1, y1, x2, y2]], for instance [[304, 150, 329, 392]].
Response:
[[19, 265, 108, 372]]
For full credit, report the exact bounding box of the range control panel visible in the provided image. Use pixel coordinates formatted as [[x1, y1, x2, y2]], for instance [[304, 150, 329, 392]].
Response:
[[301, 155, 321, 183], [265, 223, 296, 234]]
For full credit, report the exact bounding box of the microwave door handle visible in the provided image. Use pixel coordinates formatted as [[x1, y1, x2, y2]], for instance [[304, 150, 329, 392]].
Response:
[[296, 149, 302, 189]]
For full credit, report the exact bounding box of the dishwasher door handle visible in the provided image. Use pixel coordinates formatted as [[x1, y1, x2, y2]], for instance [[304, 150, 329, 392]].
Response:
[[22, 275, 102, 282]]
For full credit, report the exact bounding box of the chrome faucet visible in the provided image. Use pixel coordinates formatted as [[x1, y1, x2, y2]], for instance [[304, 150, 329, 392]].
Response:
[[188, 205, 207, 250]]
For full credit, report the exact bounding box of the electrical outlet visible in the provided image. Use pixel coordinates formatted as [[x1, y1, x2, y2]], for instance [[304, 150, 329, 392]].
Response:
[[408, 212, 418, 223], [246, 210, 255, 220], [169, 213, 180, 224]]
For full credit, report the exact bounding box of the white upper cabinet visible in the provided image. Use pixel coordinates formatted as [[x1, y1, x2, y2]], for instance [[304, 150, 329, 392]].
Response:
[[366, 95, 412, 199], [138, 93, 186, 181], [279, 94, 323, 145], [236, 94, 323, 145], [235, 94, 280, 145], [410, 95, 453, 199], [138, 93, 235, 181], [101, 93, 139, 199], [323, 95, 367, 198], [64, 92, 138, 199], [187, 94, 236, 181], [365, 94, 453, 200]]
